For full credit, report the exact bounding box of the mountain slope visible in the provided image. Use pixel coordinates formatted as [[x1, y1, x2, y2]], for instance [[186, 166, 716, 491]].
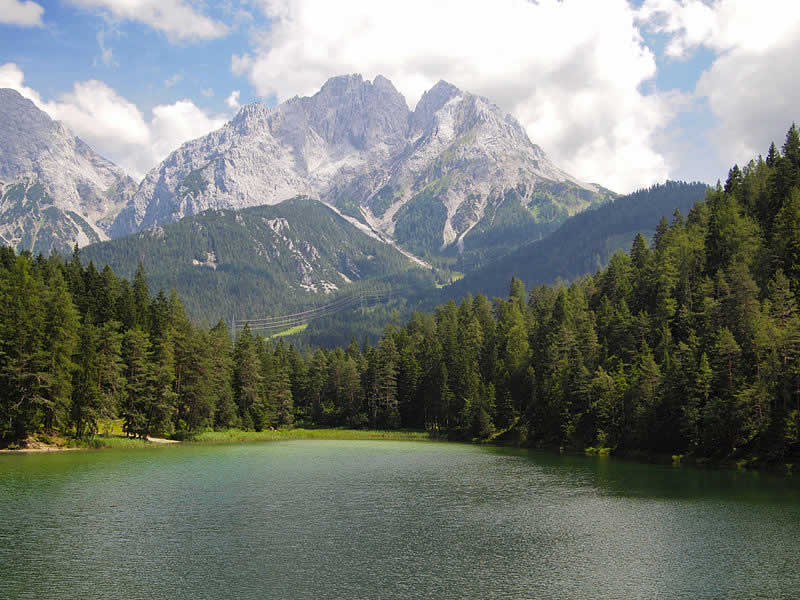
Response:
[[83, 197, 431, 324], [112, 75, 612, 263], [0, 178, 104, 252], [442, 181, 709, 300], [0, 88, 136, 254]]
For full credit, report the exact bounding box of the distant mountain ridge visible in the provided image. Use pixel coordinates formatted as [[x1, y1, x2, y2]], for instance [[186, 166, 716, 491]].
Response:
[[111, 74, 613, 261], [0, 89, 136, 254], [1, 75, 615, 273]]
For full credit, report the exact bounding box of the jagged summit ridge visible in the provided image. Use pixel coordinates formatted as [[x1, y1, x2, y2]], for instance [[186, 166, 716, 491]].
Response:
[[0, 88, 136, 252], [112, 74, 605, 254]]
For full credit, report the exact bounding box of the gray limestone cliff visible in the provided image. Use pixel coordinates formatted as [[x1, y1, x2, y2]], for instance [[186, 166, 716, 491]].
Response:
[[111, 75, 611, 256], [0, 88, 136, 253]]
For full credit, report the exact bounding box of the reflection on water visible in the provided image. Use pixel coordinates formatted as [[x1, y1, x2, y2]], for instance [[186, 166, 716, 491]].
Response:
[[1, 441, 798, 599]]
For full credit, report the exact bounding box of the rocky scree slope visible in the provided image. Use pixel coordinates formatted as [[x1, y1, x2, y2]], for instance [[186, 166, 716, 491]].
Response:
[[0, 89, 136, 254]]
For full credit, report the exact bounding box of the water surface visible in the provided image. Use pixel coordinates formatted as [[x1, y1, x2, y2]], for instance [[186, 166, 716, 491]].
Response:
[[1, 441, 799, 599]]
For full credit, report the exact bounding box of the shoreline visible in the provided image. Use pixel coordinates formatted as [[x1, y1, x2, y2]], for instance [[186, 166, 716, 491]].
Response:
[[0, 446, 83, 454], [0, 428, 432, 454], [1, 430, 795, 475]]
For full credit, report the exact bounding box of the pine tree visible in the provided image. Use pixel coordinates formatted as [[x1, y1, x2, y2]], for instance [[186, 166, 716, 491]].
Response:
[[631, 342, 662, 449], [70, 321, 102, 439], [376, 332, 399, 428], [338, 356, 364, 427], [773, 187, 800, 286], [96, 320, 125, 423], [271, 364, 294, 427], [121, 328, 153, 438], [783, 123, 800, 168], [40, 267, 79, 431], [509, 276, 526, 307], [631, 233, 650, 273], [766, 141, 779, 167], [132, 261, 150, 330], [147, 328, 178, 436], [66, 244, 85, 310], [724, 164, 743, 196], [232, 324, 263, 430], [683, 352, 712, 452], [0, 256, 48, 439], [589, 366, 620, 449], [71, 318, 125, 439], [209, 321, 237, 429], [307, 349, 328, 423]]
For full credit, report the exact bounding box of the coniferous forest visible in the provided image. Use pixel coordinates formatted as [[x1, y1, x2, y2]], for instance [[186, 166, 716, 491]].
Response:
[[3, 126, 800, 465]]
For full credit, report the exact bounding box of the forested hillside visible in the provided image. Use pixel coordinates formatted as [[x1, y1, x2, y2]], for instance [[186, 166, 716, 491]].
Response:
[[82, 197, 432, 323], [78, 185, 700, 343], [4, 126, 800, 466], [276, 181, 707, 347], [446, 181, 708, 300], [380, 127, 800, 463]]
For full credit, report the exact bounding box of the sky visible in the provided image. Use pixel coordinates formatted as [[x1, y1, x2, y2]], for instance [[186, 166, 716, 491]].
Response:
[[1, 0, 799, 193]]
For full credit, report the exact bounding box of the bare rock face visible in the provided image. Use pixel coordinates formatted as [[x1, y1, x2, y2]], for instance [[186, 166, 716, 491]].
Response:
[[375, 81, 594, 250], [0, 89, 136, 252], [112, 75, 609, 255]]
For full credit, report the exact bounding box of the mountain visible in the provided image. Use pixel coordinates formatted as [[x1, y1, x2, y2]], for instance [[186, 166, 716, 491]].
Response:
[[302, 181, 709, 345], [81, 182, 704, 342], [112, 74, 613, 264], [83, 197, 432, 325], [0, 89, 136, 254], [442, 181, 709, 301]]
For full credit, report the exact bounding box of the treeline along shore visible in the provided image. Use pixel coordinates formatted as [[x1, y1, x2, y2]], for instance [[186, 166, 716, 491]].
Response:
[[3, 126, 800, 468]]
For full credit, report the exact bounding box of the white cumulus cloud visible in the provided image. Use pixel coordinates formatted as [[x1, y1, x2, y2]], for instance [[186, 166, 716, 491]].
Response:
[[69, 0, 229, 42], [147, 100, 226, 168], [639, 0, 800, 169], [0, 0, 44, 26], [1, 62, 228, 178], [225, 90, 241, 110], [0, 62, 43, 102], [235, 0, 678, 192]]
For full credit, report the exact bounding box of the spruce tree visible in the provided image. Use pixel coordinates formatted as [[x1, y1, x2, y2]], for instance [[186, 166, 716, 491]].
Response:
[[121, 328, 153, 438]]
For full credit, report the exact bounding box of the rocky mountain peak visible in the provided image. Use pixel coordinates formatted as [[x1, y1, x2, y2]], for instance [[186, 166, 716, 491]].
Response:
[[231, 102, 271, 130], [1, 88, 62, 178], [0, 89, 53, 139], [0, 87, 137, 253], [316, 73, 366, 96], [410, 80, 462, 135], [416, 80, 462, 112], [299, 73, 410, 151], [111, 75, 608, 258]]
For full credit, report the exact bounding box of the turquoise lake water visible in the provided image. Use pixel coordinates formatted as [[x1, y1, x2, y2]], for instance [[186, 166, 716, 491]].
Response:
[[1, 440, 799, 599]]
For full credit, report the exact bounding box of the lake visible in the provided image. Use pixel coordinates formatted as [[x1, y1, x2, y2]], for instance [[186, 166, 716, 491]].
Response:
[[1, 440, 799, 599]]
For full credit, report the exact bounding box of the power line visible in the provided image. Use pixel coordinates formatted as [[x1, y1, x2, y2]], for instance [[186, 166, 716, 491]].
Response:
[[233, 289, 394, 336]]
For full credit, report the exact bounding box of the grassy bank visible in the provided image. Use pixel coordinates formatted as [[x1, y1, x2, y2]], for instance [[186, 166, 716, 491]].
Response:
[[1, 431, 154, 452], [79, 436, 155, 450], [191, 428, 431, 444], [2, 428, 432, 453]]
